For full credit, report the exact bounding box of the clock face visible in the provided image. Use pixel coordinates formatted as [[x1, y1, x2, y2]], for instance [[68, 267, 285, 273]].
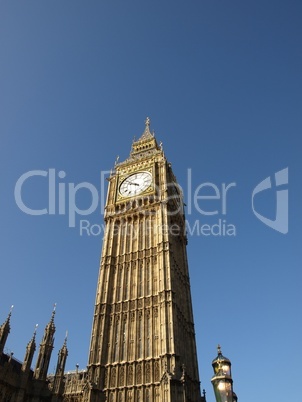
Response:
[[119, 171, 152, 197]]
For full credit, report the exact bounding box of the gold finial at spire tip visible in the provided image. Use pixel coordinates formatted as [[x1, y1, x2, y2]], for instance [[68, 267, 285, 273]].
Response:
[[145, 117, 150, 127]]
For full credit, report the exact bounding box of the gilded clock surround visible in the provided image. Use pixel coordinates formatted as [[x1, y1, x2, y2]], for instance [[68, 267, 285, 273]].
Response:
[[116, 167, 154, 202]]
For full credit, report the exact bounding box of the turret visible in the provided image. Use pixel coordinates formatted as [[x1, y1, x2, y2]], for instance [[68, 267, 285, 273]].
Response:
[[22, 324, 37, 373], [34, 305, 56, 380], [211, 345, 237, 402], [0, 306, 13, 355], [14, 325, 39, 402], [52, 332, 68, 398]]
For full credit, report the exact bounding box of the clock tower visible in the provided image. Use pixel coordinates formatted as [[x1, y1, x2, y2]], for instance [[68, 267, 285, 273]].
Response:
[[87, 118, 205, 402]]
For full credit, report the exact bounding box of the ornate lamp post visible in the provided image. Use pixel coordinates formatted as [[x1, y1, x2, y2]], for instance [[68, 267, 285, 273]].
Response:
[[211, 345, 237, 402]]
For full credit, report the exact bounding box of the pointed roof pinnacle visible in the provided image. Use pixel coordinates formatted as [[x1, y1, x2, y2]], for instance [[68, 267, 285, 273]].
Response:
[[52, 303, 56, 319], [50, 303, 56, 325], [8, 305, 13, 317], [45, 303, 56, 333], [138, 117, 154, 141], [26, 324, 38, 349], [8, 304, 13, 319], [2, 305, 13, 328], [59, 331, 68, 356], [33, 324, 38, 339], [124, 118, 162, 162], [64, 330, 68, 346]]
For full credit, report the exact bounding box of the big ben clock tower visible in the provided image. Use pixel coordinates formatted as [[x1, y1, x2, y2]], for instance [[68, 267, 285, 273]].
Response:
[[87, 118, 205, 402]]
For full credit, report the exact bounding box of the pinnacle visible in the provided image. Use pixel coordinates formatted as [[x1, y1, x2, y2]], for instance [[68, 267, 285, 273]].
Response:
[[138, 117, 154, 141], [1, 305, 13, 330]]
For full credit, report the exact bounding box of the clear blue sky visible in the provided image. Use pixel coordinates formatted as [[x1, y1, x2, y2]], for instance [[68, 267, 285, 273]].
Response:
[[1, 1, 301, 401]]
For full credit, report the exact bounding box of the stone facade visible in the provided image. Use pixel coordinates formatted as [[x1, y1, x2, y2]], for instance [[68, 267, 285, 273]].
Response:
[[0, 308, 67, 402], [0, 119, 206, 402]]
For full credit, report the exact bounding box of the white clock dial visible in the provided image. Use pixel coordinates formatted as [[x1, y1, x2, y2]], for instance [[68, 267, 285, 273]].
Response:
[[119, 172, 152, 197]]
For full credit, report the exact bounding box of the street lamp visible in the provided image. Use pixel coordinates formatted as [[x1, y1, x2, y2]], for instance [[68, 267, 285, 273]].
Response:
[[211, 345, 237, 402]]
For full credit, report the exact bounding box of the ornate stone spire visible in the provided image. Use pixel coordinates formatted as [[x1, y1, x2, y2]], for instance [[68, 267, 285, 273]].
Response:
[[29, 324, 38, 345], [56, 331, 68, 374], [0, 305, 13, 355], [34, 305, 56, 380], [61, 331, 68, 354], [138, 117, 154, 141], [48, 303, 56, 331], [22, 324, 38, 372], [53, 331, 69, 396], [126, 117, 161, 161]]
